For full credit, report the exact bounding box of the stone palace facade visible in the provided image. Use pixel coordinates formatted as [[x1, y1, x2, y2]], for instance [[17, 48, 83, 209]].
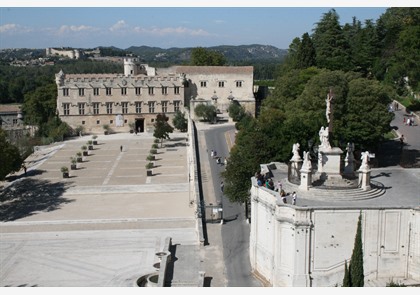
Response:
[[55, 58, 255, 134]]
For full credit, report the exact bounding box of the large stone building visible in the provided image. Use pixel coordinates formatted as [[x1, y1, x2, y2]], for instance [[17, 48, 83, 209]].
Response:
[[167, 66, 256, 120], [56, 58, 255, 134]]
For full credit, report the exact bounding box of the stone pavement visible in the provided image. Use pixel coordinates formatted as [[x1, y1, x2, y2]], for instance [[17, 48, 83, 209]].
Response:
[[0, 131, 200, 287]]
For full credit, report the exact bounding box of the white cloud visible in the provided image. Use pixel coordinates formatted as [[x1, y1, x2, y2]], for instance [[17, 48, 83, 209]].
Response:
[[0, 23, 32, 33], [133, 26, 210, 36], [109, 20, 128, 32], [57, 25, 98, 34]]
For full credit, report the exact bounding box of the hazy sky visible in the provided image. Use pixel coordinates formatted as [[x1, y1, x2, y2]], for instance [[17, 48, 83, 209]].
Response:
[[0, 2, 411, 50]]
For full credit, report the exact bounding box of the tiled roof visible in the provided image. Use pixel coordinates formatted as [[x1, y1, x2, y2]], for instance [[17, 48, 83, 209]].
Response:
[[0, 104, 22, 113]]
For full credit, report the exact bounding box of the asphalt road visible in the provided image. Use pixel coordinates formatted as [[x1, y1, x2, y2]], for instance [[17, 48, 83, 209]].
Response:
[[203, 124, 262, 287]]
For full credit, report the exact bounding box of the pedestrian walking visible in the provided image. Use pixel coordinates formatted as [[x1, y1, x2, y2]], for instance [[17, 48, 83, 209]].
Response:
[[292, 192, 297, 205], [22, 163, 27, 176], [120, 145, 123, 152], [224, 157, 228, 166], [400, 134, 405, 147], [210, 149, 214, 158], [220, 181, 224, 193]]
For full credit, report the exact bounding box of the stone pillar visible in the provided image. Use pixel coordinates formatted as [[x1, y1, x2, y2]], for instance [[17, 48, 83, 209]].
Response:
[[300, 168, 312, 191], [358, 166, 371, 191]]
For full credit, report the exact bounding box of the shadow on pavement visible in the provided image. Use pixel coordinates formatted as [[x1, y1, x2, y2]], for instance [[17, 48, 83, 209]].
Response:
[[376, 139, 419, 168], [0, 178, 74, 221]]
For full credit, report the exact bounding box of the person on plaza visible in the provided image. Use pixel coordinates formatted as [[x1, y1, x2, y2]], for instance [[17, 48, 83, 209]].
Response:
[[22, 163, 27, 176], [216, 157, 221, 164], [403, 117, 406, 125], [400, 134, 405, 147], [224, 157, 228, 166], [220, 181, 224, 193], [292, 192, 297, 205], [210, 149, 214, 158], [120, 145, 123, 152], [280, 189, 287, 204], [275, 181, 282, 192]]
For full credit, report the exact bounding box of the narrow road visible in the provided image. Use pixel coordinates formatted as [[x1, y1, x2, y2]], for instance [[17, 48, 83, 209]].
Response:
[[203, 124, 262, 287]]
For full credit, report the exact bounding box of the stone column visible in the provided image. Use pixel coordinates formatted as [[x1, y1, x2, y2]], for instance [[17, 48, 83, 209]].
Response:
[[300, 167, 312, 191], [358, 165, 371, 191]]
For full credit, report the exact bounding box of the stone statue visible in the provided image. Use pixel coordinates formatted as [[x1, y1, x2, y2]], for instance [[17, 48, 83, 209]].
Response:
[[302, 151, 312, 170], [291, 143, 301, 161], [319, 126, 331, 149], [326, 89, 333, 123], [360, 151, 370, 168]]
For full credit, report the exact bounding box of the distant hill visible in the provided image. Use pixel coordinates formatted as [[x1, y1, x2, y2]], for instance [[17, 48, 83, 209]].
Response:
[[124, 44, 288, 64]]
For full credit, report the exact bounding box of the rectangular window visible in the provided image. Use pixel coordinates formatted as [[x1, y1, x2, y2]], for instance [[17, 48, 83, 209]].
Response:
[[106, 87, 112, 95], [174, 101, 181, 112], [148, 101, 155, 113], [148, 87, 154, 95], [200, 81, 207, 87], [162, 101, 168, 113], [96, 120, 100, 125], [135, 102, 142, 114], [63, 88, 69, 96], [93, 88, 99, 96], [63, 103, 70, 115], [106, 102, 113, 114], [13, 119, 18, 124], [121, 87, 127, 95], [218, 81, 225, 88], [174, 86, 180, 95], [162, 87, 168, 95], [79, 88, 85, 96], [78, 103, 85, 115], [236, 81, 243, 87], [82, 121, 85, 125], [122, 102, 128, 114], [93, 102, 99, 115], [135, 87, 141, 95]]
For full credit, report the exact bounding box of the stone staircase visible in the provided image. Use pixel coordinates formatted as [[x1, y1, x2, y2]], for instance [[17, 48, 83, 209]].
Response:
[[298, 180, 386, 202]]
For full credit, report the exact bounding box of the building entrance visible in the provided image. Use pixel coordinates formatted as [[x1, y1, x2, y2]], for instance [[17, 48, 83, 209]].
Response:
[[136, 118, 144, 132], [135, 118, 145, 133]]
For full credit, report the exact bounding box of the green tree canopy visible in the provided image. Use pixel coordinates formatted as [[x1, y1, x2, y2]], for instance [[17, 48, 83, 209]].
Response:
[[312, 9, 351, 71], [172, 111, 188, 132], [194, 104, 217, 122], [153, 113, 174, 147], [190, 47, 227, 66], [0, 128, 23, 180], [227, 101, 246, 122]]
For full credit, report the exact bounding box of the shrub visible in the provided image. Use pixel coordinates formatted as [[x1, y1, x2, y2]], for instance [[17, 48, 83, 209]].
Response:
[[60, 166, 69, 173], [145, 162, 154, 169], [150, 149, 157, 154]]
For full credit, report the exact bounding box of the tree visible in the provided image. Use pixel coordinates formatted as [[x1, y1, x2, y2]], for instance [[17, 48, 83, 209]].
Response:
[[172, 111, 188, 132], [190, 47, 227, 66], [296, 32, 316, 69], [227, 101, 246, 122], [349, 213, 364, 287], [153, 113, 174, 147], [339, 78, 394, 149], [194, 104, 217, 123], [312, 9, 351, 71], [342, 260, 351, 287], [0, 128, 23, 180]]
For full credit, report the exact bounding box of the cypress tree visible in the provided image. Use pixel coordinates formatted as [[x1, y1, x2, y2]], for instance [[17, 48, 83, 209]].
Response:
[[342, 260, 351, 287], [349, 213, 364, 286]]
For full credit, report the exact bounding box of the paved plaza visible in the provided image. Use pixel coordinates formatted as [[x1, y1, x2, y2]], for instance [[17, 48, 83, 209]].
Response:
[[0, 132, 199, 287]]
